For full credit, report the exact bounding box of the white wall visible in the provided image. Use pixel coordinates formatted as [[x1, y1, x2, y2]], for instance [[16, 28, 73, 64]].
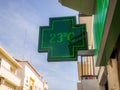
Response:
[[16, 62, 44, 90], [0, 82, 15, 90], [81, 80, 100, 90]]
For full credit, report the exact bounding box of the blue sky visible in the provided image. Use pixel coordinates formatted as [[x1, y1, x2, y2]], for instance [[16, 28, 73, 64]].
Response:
[[0, 0, 79, 90]]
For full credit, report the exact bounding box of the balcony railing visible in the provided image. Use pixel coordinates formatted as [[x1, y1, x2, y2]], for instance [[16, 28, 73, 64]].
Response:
[[0, 65, 21, 86]]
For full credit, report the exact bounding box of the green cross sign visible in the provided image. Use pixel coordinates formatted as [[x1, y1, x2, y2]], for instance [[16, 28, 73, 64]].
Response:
[[38, 16, 88, 62]]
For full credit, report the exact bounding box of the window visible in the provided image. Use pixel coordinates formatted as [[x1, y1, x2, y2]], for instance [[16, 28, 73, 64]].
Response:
[[26, 79, 28, 83], [29, 85, 33, 90], [35, 85, 37, 89], [25, 76, 29, 86], [10, 66, 16, 73], [0, 58, 2, 66]]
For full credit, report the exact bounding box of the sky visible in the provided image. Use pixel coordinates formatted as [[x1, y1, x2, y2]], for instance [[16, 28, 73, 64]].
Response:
[[0, 0, 79, 90]]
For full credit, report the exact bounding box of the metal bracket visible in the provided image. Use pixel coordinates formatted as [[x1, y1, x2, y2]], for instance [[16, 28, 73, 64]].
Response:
[[78, 49, 94, 56]]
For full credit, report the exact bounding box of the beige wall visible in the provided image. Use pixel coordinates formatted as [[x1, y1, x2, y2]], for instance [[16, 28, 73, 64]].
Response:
[[98, 67, 106, 84], [98, 59, 120, 90], [79, 15, 93, 47], [107, 59, 120, 90]]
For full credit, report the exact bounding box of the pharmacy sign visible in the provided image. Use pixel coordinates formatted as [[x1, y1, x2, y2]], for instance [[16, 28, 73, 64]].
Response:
[[38, 16, 88, 62]]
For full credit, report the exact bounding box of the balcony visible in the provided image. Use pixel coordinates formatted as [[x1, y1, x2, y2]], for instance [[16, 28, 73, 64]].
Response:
[[59, 0, 95, 15], [0, 65, 21, 86]]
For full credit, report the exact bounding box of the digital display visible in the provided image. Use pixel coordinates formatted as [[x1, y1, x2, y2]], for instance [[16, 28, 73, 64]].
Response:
[[49, 32, 75, 43], [38, 16, 88, 62]]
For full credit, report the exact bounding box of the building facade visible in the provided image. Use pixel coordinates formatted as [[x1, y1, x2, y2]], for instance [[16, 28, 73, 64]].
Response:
[[0, 47, 50, 90], [59, 0, 120, 90], [0, 47, 22, 90], [77, 14, 99, 90], [16, 60, 49, 90]]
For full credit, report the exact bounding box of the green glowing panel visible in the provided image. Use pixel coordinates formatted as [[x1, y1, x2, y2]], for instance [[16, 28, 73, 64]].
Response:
[[38, 16, 88, 62], [93, 0, 109, 63]]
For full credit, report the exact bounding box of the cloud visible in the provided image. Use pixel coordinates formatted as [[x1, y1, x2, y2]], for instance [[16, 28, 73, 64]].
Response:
[[0, 3, 39, 56], [0, 0, 78, 90]]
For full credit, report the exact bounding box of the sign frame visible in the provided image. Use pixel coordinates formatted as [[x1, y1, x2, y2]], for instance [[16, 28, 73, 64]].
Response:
[[38, 16, 88, 62]]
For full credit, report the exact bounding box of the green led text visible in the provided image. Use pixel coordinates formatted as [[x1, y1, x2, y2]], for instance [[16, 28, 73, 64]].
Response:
[[49, 32, 75, 43]]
